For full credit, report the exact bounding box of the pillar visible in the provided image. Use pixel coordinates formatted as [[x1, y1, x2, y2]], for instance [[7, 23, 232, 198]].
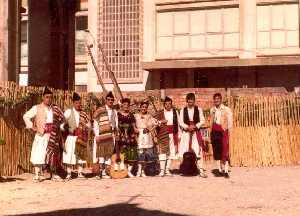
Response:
[[0, 0, 21, 83], [28, 0, 77, 90], [239, 0, 257, 59]]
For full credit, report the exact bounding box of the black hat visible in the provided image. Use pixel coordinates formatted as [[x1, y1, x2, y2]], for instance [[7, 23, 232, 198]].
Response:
[[164, 96, 172, 103], [43, 86, 53, 96], [105, 91, 114, 99], [121, 98, 130, 104], [72, 92, 81, 102], [140, 100, 149, 107]]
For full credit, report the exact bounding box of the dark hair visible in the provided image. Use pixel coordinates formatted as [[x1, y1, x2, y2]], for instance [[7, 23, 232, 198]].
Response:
[[213, 93, 222, 99], [186, 93, 195, 101], [121, 98, 130, 104], [72, 92, 81, 102], [105, 91, 114, 100], [164, 96, 172, 104], [140, 101, 149, 107]]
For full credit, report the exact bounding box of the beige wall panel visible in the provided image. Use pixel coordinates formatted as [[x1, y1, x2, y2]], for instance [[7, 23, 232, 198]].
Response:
[[223, 8, 239, 33], [190, 35, 205, 50], [271, 5, 284, 30], [174, 11, 190, 34], [206, 9, 222, 33], [257, 31, 270, 48], [285, 4, 299, 30], [287, 30, 299, 47], [224, 33, 239, 49], [174, 35, 189, 50], [271, 30, 285, 48], [157, 36, 173, 52], [157, 12, 173, 36], [190, 11, 205, 34], [206, 34, 223, 50], [257, 6, 270, 31]]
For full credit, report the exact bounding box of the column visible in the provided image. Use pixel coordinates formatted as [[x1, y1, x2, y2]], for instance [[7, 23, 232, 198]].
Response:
[[0, 0, 20, 83], [239, 0, 257, 59]]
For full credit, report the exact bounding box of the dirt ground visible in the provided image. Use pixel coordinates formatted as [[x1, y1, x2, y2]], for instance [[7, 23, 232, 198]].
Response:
[[1, 163, 300, 216]]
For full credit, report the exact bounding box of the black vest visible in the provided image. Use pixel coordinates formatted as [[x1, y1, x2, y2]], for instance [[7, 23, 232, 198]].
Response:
[[183, 106, 200, 125]]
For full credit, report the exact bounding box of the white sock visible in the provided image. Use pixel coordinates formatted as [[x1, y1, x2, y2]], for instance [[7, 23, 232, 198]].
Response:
[[160, 160, 166, 173], [78, 165, 83, 175], [67, 166, 72, 175], [224, 161, 229, 173], [34, 166, 40, 178], [166, 159, 172, 171]]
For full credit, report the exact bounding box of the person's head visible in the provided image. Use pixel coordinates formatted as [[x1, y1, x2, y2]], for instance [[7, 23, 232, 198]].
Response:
[[105, 91, 115, 108], [186, 93, 196, 108], [213, 93, 222, 107], [121, 98, 131, 113], [42, 87, 53, 106], [164, 96, 173, 111], [140, 101, 149, 114], [72, 92, 81, 111]]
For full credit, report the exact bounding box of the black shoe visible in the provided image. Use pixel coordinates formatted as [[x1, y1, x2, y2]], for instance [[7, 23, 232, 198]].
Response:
[[212, 169, 224, 177], [224, 172, 230, 179]]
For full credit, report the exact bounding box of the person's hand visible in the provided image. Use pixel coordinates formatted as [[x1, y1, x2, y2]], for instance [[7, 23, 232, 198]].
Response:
[[31, 126, 37, 132], [188, 125, 195, 132], [160, 120, 167, 125]]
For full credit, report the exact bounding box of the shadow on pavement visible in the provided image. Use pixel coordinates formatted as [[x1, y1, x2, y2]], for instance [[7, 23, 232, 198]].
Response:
[[11, 203, 188, 216]]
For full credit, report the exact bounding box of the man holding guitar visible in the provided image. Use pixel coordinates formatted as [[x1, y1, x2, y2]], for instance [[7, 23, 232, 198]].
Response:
[[179, 93, 208, 178], [93, 92, 118, 179]]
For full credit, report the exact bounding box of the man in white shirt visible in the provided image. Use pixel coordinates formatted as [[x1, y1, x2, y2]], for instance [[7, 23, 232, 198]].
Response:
[[93, 92, 118, 179], [23, 87, 64, 182], [62, 92, 90, 180], [156, 97, 180, 177], [210, 93, 233, 178], [179, 93, 207, 178]]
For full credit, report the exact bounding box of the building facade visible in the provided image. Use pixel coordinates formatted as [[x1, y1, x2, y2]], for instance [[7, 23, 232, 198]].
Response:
[[86, 0, 300, 92]]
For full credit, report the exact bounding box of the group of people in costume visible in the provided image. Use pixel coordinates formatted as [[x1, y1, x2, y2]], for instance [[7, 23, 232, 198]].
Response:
[[23, 87, 233, 182]]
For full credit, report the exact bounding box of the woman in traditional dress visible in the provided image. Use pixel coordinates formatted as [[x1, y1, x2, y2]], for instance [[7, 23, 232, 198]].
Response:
[[117, 98, 138, 177], [134, 101, 160, 177]]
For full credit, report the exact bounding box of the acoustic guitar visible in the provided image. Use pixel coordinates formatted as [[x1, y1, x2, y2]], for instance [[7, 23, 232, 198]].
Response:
[[109, 136, 128, 179]]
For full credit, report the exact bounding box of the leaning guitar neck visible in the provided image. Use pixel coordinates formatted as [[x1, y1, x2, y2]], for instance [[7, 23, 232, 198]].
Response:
[[86, 44, 108, 95]]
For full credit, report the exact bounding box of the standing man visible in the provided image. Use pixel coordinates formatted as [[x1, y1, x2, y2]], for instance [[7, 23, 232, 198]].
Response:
[[156, 96, 180, 177], [23, 87, 65, 181], [210, 93, 233, 178], [93, 92, 118, 179], [62, 92, 91, 180], [179, 93, 207, 178]]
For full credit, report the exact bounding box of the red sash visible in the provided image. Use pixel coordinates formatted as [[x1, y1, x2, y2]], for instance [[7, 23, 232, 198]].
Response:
[[212, 123, 229, 161], [188, 121, 204, 150], [166, 125, 179, 148], [44, 123, 54, 134]]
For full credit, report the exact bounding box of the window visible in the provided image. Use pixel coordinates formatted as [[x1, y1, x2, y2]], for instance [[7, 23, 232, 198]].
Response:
[[156, 7, 240, 55], [99, 0, 142, 82], [257, 3, 299, 49]]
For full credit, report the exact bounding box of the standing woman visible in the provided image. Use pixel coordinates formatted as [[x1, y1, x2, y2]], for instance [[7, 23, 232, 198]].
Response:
[[134, 101, 160, 177], [117, 98, 138, 177]]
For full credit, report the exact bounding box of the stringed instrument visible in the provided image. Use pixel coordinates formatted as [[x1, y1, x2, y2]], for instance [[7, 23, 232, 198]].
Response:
[[109, 134, 128, 179]]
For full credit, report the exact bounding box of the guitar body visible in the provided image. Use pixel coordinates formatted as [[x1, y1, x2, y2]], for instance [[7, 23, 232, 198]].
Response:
[[110, 153, 128, 179]]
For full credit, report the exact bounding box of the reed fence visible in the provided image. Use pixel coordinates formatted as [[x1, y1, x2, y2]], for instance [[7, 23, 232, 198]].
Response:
[[1, 82, 300, 176]]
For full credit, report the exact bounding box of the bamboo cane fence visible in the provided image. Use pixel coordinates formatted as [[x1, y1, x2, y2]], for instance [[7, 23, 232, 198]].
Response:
[[1, 82, 300, 176]]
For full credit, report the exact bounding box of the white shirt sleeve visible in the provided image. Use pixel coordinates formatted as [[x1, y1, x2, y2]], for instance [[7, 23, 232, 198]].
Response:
[[60, 109, 71, 131], [179, 109, 189, 130], [196, 108, 205, 129], [93, 120, 100, 136], [23, 105, 37, 129]]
